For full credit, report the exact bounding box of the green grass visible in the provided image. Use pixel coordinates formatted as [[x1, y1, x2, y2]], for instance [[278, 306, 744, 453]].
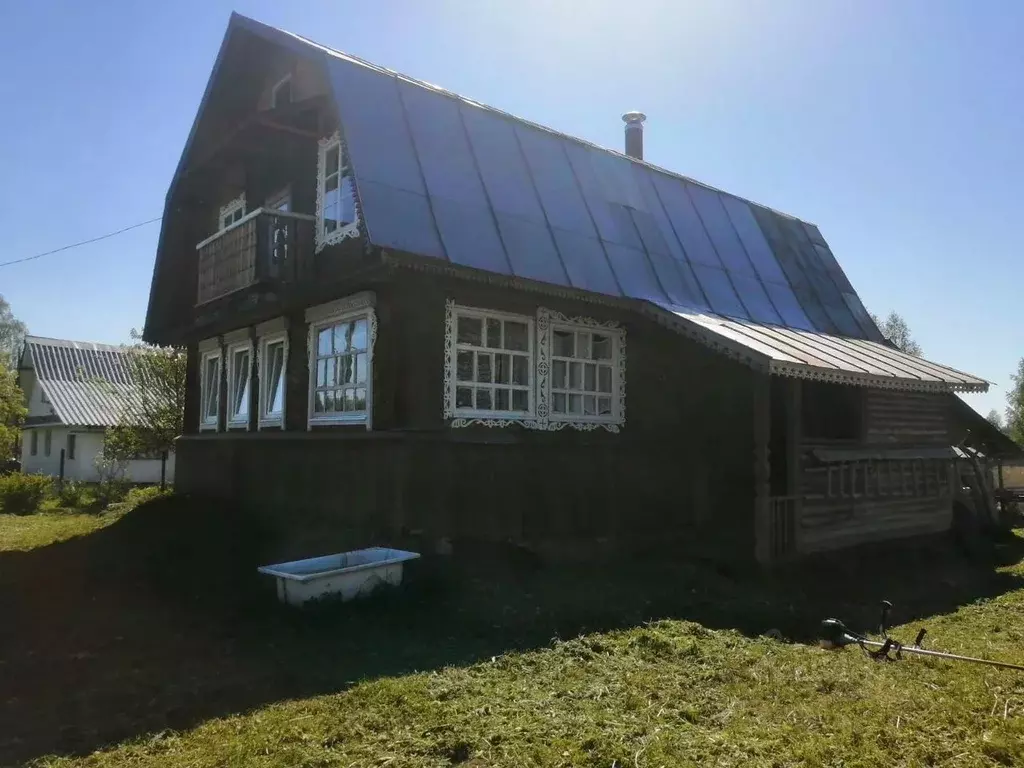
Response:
[[0, 511, 118, 552], [7, 509, 1024, 767], [30, 605, 1024, 768]]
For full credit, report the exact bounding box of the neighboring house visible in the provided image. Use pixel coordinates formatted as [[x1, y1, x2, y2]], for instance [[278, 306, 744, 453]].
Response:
[[18, 337, 175, 484], [143, 13, 988, 564]]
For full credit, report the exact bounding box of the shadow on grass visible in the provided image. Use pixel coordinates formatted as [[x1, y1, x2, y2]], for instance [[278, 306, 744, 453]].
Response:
[[1, 495, 1022, 765]]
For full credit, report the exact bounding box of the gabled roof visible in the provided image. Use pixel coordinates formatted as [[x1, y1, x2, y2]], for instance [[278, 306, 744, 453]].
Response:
[[19, 336, 141, 428], [151, 13, 987, 394]]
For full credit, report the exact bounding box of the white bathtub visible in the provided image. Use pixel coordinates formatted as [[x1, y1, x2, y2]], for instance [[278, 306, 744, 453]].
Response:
[[257, 548, 421, 606]]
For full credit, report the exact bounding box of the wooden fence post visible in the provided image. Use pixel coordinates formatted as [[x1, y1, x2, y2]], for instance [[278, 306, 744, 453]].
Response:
[[160, 450, 168, 491]]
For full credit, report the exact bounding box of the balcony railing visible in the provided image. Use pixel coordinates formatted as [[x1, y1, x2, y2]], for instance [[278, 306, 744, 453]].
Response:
[[196, 209, 315, 305]]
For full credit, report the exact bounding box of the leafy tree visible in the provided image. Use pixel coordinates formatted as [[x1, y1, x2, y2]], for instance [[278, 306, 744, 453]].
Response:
[[0, 360, 27, 463], [0, 295, 27, 367], [1005, 357, 1024, 446], [986, 409, 1005, 431], [102, 331, 186, 464], [870, 311, 922, 356]]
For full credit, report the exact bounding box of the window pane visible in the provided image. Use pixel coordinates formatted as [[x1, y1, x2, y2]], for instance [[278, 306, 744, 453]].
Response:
[[552, 360, 566, 388], [512, 355, 529, 386], [553, 330, 574, 357], [314, 391, 325, 413], [477, 354, 492, 383], [325, 146, 340, 173], [457, 351, 474, 382], [598, 366, 612, 393], [355, 353, 367, 384], [334, 322, 352, 353], [325, 357, 336, 387], [341, 356, 353, 384], [485, 318, 502, 348], [568, 394, 582, 414], [456, 387, 473, 408], [351, 319, 368, 350], [592, 334, 612, 360], [340, 175, 357, 226], [316, 359, 326, 387], [568, 362, 582, 390], [584, 363, 596, 392], [583, 395, 596, 416], [505, 322, 528, 351], [553, 392, 566, 413], [457, 316, 482, 345], [495, 388, 510, 410], [318, 328, 332, 355], [345, 389, 357, 412], [324, 390, 337, 412], [354, 388, 367, 411], [598, 396, 612, 415], [325, 173, 339, 193], [577, 333, 592, 360], [476, 388, 492, 410], [512, 389, 529, 411], [494, 353, 510, 384]]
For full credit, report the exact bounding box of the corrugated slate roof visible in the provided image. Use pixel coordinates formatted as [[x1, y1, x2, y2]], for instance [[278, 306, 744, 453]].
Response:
[[21, 337, 144, 428]]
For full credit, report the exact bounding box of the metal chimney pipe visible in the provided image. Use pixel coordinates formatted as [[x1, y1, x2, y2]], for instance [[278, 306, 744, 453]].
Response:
[[622, 111, 647, 160]]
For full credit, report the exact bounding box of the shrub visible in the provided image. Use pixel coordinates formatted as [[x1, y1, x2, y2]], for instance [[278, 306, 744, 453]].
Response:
[[93, 478, 131, 510], [0, 472, 52, 515], [56, 479, 87, 509], [123, 485, 170, 509]]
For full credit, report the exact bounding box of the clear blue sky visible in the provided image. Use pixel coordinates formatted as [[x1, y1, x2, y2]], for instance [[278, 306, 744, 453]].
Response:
[[1, 0, 1020, 416]]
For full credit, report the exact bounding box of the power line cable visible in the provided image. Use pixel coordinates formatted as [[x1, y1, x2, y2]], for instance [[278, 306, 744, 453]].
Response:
[[0, 217, 162, 268]]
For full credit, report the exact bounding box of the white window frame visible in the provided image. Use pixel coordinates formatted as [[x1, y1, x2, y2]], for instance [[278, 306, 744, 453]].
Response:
[[545, 318, 625, 427], [218, 194, 246, 232], [442, 301, 627, 433], [305, 293, 377, 430], [225, 339, 253, 430], [315, 131, 359, 252], [444, 304, 535, 422], [270, 73, 292, 108], [199, 344, 222, 432], [258, 329, 289, 430]]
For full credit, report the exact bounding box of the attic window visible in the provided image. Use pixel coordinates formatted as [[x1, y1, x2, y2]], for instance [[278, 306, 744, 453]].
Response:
[[271, 74, 292, 108], [315, 132, 358, 252], [219, 194, 246, 231]]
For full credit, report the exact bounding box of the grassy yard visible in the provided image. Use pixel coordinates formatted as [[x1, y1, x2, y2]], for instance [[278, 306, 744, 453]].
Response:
[[0, 512, 118, 552], [3, 502, 1024, 767]]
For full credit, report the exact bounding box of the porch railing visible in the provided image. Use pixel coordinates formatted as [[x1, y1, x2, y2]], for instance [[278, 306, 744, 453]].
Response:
[[196, 209, 315, 305], [768, 495, 800, 560]]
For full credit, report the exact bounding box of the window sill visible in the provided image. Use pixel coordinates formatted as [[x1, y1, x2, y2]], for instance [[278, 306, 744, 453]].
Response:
[[258, 418, 284, 431], [453, 410, 534, 421], [198, 423, 219, 432], [308, 414, 368, 427]]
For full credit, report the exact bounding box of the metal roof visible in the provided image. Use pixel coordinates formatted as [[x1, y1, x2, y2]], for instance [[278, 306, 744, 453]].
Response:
[[649, 309, 988, 393], [20, 337, 145, 428], [148, 15, 986, 396]]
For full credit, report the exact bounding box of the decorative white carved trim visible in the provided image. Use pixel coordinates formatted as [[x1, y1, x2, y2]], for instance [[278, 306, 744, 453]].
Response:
[[539, 308, 625, 434], [304, 291, 376, 324], [315, 131, 360, 253], [218, 193, 246, 226], [443, 300, 626, 433]]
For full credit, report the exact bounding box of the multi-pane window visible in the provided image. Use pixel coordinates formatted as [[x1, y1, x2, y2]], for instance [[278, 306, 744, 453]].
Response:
[[226, 342, 252, 429], [259, 334, 287, 428], [219, 194, 245, 231], [199, 349, 221, 430], [316, 133, 357, 250], [452, 309, 532, 416], [550, 327, 617, 420], [310, 314, 370, 422]]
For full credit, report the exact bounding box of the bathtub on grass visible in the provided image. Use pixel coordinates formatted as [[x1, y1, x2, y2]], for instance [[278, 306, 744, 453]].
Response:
[[257, 548, 421, 607]]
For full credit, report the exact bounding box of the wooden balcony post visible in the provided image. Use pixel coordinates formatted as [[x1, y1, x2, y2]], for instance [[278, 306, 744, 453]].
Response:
[[754, 372, 772, 564]]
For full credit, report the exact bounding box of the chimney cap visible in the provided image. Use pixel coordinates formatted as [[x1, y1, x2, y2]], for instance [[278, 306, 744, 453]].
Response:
[[622, 111, 647, 125]]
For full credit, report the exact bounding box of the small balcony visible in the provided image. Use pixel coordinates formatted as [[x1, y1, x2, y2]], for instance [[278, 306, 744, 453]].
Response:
[[196, 209, 315, 305]]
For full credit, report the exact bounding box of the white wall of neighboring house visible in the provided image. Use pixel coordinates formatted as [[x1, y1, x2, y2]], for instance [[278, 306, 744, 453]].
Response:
[[19, 371, 176, 485], [20, 426, 176, 483]]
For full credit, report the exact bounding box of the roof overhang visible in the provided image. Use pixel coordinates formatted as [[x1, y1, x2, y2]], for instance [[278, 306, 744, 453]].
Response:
[[644, 304, 988, 394]]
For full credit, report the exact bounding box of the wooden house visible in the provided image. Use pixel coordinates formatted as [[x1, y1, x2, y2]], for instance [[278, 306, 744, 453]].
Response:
[[143, 13, 989, 564]]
